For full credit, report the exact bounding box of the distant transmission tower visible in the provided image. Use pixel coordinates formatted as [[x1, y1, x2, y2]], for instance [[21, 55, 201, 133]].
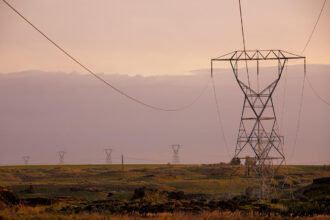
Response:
[[212, 50, 305, 199], [171, 144, 182, 164], [22, 156, 30, 165], [58, 151, 66, 165], [104, 148, 113, 164]]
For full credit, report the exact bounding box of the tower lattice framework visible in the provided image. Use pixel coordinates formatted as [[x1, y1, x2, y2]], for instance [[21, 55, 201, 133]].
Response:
[[58, 151, 66, 165], [171, 144, 182, 164], [211, 50, 305, 198], [22, 156, 30, 165], [105, 148, 113, 164]]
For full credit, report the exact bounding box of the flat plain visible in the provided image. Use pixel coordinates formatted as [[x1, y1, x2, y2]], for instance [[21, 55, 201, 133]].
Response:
[[0, 164, 329, 219]]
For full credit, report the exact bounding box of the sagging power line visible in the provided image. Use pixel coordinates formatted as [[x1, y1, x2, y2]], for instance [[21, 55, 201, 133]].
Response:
[[210, 69, 231, 158], [300, 0, 330, 106], [1, 0, 328, 175], [1, 0, 209, 112], [301, 0, 327, 54], [289, 0, 329, 161], [306, 76, 330, 106]]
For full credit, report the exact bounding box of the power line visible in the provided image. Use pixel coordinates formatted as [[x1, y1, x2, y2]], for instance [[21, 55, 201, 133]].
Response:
[[288, 60, 306, 160], [280, 61, 288, 130], [301, 0, 327, 54], [1, 0, 208, 112], [238, 0, 251, 89], [125, 156, 165, 163], [301, 0, 330, 106], [291, 159, 330, 164], [238, 0, 247, 52], [306, 76, 330, 106], [210, 63, 231, 158], [288, 1, 328, 161]]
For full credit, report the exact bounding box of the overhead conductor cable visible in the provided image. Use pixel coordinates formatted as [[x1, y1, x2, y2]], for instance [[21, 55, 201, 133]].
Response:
[[302, 0, 329, 106], [1, 0, 208, 112]]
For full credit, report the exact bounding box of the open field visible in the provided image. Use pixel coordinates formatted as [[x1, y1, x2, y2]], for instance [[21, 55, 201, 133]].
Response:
[[1, 164, 329, 200], [0, 164, 329, 219]]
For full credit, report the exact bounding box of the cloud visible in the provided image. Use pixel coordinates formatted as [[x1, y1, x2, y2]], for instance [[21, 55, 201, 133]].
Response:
[[0, 65, 329, 165]]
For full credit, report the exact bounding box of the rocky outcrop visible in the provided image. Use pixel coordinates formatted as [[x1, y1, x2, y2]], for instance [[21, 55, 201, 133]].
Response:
[[0, 186, 20, 208]]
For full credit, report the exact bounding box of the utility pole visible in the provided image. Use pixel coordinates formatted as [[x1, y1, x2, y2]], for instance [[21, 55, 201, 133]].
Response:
[[121, 154, 124, 171], [170, 144, 182, 164], [104, 148, 113, 164], [58, 151, 66, 165], [22, 156, 30, 165], [212, 50, 305, 199]]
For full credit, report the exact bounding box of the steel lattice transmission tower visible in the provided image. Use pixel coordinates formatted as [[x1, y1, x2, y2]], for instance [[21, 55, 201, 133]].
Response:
[[211, 50, 305, 198], [171, 144, 182, 164], [58, 151, 66, 165], [104, 148, 113, 164], [22, 156, 30, 165]]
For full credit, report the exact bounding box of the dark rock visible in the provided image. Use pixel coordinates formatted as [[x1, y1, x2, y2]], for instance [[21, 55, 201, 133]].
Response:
[[23, 184, 35, 194], [168, 191, 186, 200], [131, 187, 167, 202], [295, 177, 330, 199], [69, 187, 81, 192], [0, 186, 20, 206], [185, 193, 208, 200], [271, 198, 279, 204], [313, 177, 330, 185], [22, 197, 54, 206]]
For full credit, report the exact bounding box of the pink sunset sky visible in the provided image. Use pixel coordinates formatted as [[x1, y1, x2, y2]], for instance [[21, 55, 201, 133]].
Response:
[[0, 0, 329, 165], [0, 0, 329, 76]]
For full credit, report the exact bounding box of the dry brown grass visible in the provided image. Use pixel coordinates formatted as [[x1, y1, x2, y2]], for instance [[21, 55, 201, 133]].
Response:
[[0, 207, 329, 220]]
